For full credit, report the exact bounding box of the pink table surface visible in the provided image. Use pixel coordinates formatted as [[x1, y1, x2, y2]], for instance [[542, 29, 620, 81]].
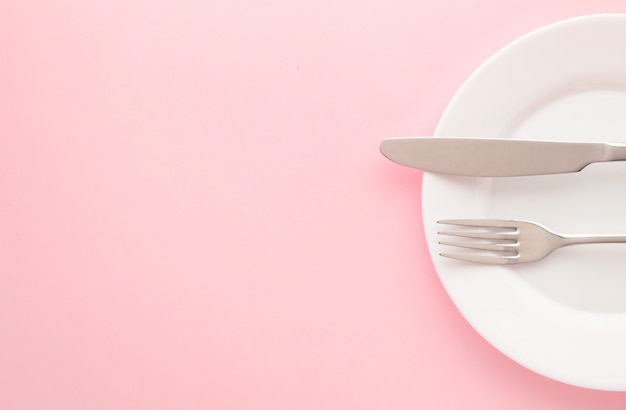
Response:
[[3, 1, 626, 409]]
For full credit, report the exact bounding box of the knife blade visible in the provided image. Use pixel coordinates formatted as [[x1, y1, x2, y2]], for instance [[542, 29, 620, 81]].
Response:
[[379, 137, 626, 177]]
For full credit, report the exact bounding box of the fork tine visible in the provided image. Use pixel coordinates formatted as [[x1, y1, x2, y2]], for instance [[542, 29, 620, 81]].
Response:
[[438, 219, 515, 228], [440, 252, 517, 265], [437, 230, 516, 240], [439, 241, 517, 252]]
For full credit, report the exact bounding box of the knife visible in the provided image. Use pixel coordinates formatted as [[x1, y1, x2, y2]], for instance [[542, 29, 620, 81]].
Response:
[[379, 137, 626, 177]]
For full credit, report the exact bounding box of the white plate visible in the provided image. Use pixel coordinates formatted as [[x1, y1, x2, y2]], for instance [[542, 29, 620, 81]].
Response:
[[422, 14, 626, 390]]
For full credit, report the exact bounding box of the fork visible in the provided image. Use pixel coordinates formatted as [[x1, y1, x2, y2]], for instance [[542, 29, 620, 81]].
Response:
[[438, 219, 626, 265]]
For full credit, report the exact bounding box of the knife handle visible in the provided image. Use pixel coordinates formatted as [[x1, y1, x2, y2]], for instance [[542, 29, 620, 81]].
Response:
[[605, 143, 626, 161]]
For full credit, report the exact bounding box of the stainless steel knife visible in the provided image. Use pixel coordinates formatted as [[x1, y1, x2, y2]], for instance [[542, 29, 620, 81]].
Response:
[[379, 137, 626, 177]]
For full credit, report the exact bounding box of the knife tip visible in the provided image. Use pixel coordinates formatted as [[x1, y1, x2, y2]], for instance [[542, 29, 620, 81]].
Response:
[[379, 138, 394, 159]]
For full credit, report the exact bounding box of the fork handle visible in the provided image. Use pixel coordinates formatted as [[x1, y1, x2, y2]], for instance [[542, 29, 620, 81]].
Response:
[[561, 234, 626, 246]]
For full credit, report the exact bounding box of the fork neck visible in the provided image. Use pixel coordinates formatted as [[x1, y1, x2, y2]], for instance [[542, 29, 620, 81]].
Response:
[[561, 234, 626, 246]]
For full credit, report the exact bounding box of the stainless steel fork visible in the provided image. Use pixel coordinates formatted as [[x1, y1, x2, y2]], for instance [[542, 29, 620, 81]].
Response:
[[438, 219, 626, 265]]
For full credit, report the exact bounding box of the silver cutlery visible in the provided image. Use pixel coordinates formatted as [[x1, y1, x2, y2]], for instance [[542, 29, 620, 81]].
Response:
[[438, 219, 626, 264], [380, 137, 626, 177]]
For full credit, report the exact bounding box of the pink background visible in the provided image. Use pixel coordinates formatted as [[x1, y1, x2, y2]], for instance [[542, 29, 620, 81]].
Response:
[[3, 1, 626, 409]]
